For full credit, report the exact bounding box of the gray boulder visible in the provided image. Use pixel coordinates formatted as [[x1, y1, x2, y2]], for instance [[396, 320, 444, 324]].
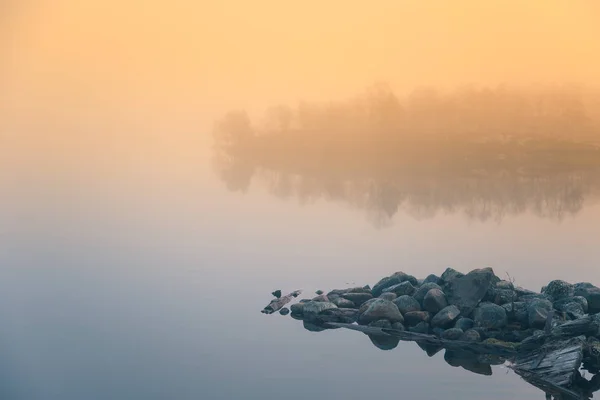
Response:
[[331, 297, 356, 308], [441, 328, 464, 340], [378, 292, 397, 301], [358, 299, 404, 325], [342, 292, 374, 307], [383, 281, 416, 296], [473, 303, 507, 329], [542, 280, 574, 301], [404, 311, 431, 326], [444, 268, 497, 316], [312, 294, 330, 302], [454, 318, 474, 331], [303, 301, 338, 321], [394, 296, 422, 314], [358, 298, 379, 314], [414, 283, 443, 305], [423, 288, 448, 313], [574, 283, 600, 314], [315, 290, 324, 295], [431, 305, 461, 328], [527, 298, 553, 328], [372, 272, 418, 297], [554, 298, 586, 319], [494, 289, 516, 306]]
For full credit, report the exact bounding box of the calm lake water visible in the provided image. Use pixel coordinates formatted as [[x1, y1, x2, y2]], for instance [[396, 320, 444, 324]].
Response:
[[1, 120, 600, 399]]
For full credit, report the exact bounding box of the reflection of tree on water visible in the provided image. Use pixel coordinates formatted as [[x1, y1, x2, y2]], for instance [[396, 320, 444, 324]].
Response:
[[213, 86, 600, 224]]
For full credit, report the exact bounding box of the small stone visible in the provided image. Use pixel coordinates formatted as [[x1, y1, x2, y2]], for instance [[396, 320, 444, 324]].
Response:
[[542, 280, 574, 301], [460, 329, 482, 342], [272, 290, 282, 298], [279, 307, 290, 315], [441, 328, 464, 340], [473, 303, 508, 329], [423, 288, 448, 313], [372, 272, 418, 297], [315, 290, 324, 295], [494, 289, 516, 306], [383, 281, 416, 296], [312, 294, 330, 302], [430, 305, 461, 328], [358, 299, 404, 325], [404, 311, 431, 326], [408, 322, 430, 334], [394, 296, 422, 314], [423, 274, 442, 285], [317, 308, 359, 323], [379, 292, 397, 301], [454, 318, 474, 331], [342, 292, 374, 307]]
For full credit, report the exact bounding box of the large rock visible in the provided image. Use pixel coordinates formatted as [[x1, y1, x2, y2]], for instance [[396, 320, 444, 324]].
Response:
[[404, 311, 431, 326], [372, 272, 418, 297], [431, 305, 461, 328], [542, 280, 574, 301], [303, 301, 338, 321], [473, 303, 508, 329], [342, 292, 374, 307], [423, 288, 448, 313], [414, 283, 443, 305], [382, 281, 416, 296], [574, 283, 600, 314], [527, 299, 553, 329], [394, 296, 422, 314], [358, 298, 379, 314], [444, 268, 497, 316], [358, 299, 404, 325], [290, 302, 305, 315]]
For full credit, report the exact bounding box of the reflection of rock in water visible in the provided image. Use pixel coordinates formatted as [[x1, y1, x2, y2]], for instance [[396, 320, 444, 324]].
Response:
[[368, 334, 400, 350]]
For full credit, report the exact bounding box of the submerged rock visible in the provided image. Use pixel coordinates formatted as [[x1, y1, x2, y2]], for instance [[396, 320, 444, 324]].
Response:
[[444, 268, 496, 316], [358, 299, 404, 325], [431, 305, 461, 328], [473, 303, 507, 329], [423, 288, 448, 313], [394, 295, 421, 314], [315, 290, 324, 295], [272, 290, 282, 298], [279, 307, 290, 315], [368, 334, 400, 350]]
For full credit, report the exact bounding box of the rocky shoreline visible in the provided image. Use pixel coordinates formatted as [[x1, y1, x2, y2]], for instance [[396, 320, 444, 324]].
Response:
[[265, 267, 600, 393]]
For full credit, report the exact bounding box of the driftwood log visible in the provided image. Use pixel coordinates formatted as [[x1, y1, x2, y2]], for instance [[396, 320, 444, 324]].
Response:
[[261, 290, 302, 314]]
